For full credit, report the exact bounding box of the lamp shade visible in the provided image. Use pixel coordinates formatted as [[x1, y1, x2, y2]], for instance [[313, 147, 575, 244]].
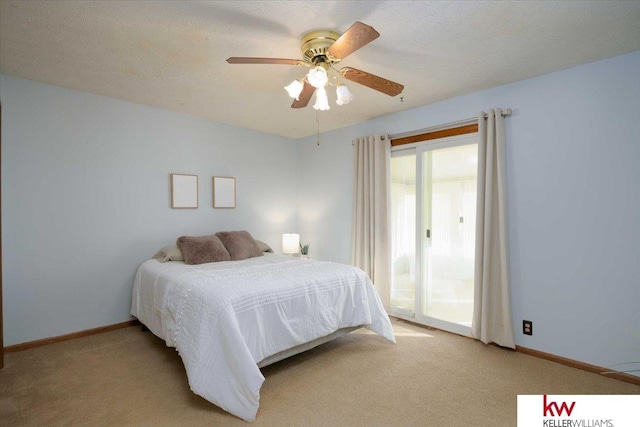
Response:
[[313, 87, 330, 111], [307, 66, 328, 89], [284, 79, 304, 100], [282, 233, 300, 254], [336, 84, 354, 106]]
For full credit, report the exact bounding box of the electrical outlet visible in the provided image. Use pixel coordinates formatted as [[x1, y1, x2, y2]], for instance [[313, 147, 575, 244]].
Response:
[[523, 320, 533, 336]]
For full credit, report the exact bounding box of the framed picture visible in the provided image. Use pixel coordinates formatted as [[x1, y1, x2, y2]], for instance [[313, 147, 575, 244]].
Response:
[[170, 173, 198, 209], [213, 176, 236, 208]]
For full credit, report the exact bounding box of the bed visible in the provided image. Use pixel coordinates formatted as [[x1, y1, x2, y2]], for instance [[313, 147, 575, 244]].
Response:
[[130, 240, 395, 422]]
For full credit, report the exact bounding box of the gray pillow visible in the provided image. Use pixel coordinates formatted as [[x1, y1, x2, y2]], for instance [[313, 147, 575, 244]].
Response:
[[152, 244, 184, 262], [216, 230, 262, 261], [176, 235, 231, 265]]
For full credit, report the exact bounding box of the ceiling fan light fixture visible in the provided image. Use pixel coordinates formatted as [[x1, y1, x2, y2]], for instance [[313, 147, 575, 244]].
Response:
[[335, 84, 354, 106], [227, 22, 403, 110], [307, 66, 328, 89], [284, 79, 304, 100], [313, 87, 330, 111]]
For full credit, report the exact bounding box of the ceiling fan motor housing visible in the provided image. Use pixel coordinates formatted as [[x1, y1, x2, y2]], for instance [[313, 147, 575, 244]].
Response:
[[301, 30, 341, 65]]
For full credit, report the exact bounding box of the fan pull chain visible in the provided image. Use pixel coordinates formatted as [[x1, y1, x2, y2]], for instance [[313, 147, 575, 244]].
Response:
[[316, 110, 321, 146]]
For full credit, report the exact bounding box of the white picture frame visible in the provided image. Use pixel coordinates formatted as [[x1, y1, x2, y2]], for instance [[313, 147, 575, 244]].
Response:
[[213, 176, 236, 209], [170, 173, 198, 209]]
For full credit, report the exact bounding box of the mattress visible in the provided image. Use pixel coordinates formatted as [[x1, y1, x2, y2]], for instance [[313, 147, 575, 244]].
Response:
[[131, 253, 395, 421]]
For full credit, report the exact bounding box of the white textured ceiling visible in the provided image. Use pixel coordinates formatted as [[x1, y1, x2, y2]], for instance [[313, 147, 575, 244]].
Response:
[[1, 1, 639, 139]]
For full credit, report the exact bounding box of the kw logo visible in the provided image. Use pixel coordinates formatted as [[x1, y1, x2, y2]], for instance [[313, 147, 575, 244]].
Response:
[[543, 395, 576, 417]]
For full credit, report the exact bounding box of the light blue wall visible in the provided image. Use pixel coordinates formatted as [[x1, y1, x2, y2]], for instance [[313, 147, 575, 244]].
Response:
[[0, 75, 297, 345], [2, 50, 639, 376], [297, 50, 640, 374]]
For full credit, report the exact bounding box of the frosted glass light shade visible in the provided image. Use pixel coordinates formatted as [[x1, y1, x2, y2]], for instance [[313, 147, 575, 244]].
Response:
[[336, 84, 354, 106], [313, 87, 330, 111], [282, 233, 300, 254], [284, 80, 304, 100], [307, 66, 328, 89]]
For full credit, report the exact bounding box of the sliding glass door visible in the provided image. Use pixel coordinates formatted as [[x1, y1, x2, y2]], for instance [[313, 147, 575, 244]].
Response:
[[390, 134, 478, 336]]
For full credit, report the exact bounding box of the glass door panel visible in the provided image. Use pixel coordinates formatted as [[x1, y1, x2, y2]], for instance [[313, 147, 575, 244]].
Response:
[[390, 151, 416, 315], [421, 144, 477, 327]]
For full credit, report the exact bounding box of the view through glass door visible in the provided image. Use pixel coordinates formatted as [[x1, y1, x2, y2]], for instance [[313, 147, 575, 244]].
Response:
[[390, 134, 478, 336], [390, 151, 416, 316]]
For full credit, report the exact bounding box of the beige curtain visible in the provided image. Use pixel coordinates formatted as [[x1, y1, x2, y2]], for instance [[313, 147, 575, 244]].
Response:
[[351, 135, 391, 310], [472, 109, 515, 349]]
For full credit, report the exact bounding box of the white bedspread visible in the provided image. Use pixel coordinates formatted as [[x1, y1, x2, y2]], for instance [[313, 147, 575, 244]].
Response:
[[130, 254, 395, 421]]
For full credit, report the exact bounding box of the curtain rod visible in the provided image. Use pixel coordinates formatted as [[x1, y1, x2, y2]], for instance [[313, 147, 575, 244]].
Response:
[[381, 107, 512, 141]]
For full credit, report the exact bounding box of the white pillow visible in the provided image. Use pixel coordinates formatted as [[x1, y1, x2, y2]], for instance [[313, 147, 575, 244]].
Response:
[[152, 244, 184, 262]]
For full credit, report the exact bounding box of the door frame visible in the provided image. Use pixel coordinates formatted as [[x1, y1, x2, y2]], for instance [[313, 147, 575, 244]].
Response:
[[390, 133, 478, 338]]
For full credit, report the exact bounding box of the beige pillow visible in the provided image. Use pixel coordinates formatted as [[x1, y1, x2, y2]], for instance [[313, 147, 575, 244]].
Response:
[[216, 230, 263, 261], [152, 244, 184, 263], [176, 235, 231, 265]]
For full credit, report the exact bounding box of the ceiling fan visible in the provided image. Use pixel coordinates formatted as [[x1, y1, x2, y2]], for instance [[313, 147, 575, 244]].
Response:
[[226, 22, 404, 110]]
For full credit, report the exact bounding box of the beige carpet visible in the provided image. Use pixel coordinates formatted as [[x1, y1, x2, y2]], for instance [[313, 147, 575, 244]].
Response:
[[1, 318, 638, 426]]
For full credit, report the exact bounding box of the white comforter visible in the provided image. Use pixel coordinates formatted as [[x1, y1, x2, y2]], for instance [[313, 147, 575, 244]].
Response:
[[130, 253, 395, 421]]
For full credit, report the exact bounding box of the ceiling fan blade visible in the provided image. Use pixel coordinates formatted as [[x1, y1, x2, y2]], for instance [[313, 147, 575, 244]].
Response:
[[227, 57, 303, 66], [292, 81, 315, 109], [340, 67, 404, 97], [327, 22, 380, 60]]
